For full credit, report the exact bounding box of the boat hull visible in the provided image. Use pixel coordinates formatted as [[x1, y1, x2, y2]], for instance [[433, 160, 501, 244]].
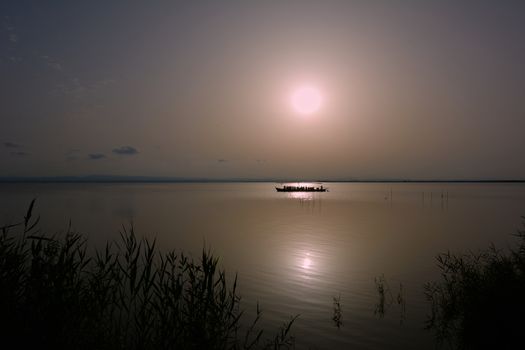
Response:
[[275, 187, 327, 192]]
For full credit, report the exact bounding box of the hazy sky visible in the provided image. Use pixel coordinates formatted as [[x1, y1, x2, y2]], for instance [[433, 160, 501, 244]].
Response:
[[1, 1, 525, 180]]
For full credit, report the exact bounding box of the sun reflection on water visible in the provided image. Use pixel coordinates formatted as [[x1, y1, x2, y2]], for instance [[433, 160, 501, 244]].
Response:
[[301, 253, 313, 269], [294, 249, 324, 283]]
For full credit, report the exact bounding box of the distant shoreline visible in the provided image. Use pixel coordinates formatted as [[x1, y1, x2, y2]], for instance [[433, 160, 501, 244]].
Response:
[[0, 177, 524, 184]]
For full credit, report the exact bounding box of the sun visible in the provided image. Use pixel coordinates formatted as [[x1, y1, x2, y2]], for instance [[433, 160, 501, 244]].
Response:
[[291, 85, 323, 115]]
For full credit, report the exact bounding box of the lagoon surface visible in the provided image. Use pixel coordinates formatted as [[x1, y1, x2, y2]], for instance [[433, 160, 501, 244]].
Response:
[[1, 182, 524, 349]]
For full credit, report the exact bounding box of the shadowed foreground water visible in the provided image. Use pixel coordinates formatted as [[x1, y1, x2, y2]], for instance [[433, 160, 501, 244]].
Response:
[[1, 182, 524, 349]]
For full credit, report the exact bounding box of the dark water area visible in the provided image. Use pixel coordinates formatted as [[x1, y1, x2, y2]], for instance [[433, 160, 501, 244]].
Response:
[[1, 182, 524, 349]]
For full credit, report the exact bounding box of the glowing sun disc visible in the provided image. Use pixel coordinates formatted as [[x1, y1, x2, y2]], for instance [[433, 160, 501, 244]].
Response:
[[291, 85, 322, 115]]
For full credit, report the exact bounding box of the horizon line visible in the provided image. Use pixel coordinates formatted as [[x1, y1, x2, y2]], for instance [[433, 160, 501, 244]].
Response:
[[0, 175, 524, 184]]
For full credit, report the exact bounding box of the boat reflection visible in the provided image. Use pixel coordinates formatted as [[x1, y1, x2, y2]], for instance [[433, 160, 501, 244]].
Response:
[[287, 191, 314, 201]]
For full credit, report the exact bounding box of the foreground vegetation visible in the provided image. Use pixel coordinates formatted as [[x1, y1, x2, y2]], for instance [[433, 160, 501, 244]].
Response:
[[425, 220, 525, 349], [3, 199, 525, 349], [0, 200, 295, 350]]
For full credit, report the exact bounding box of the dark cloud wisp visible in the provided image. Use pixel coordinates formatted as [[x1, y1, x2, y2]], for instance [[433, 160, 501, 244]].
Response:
[[10, 151, 29, 157], [3, 142, 21, 148], [88, 153, 107, 160], [112, 146, 139, 155]]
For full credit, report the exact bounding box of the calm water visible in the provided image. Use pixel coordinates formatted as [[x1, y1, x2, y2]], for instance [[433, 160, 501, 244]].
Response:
[[1, 182, 525, 349]]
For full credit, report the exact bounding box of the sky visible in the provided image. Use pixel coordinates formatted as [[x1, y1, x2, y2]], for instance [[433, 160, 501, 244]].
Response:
[[1, 1, 525, 180]]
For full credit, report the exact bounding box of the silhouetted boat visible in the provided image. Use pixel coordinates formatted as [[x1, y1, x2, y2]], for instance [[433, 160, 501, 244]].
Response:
[[275, 185, 327, 192]]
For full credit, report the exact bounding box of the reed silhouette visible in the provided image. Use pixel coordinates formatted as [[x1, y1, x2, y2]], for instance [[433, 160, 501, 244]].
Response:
[[332, 295, 342, 329], [425, 219, 525, 349], [373, 274, 406, 323], [0, 199, 296, 350]]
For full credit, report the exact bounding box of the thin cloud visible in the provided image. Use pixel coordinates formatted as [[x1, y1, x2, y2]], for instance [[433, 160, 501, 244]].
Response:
[[3, 17, 18, 43], [3, 142, 20, 148], [52, 77, 116, 98], [112, 146, 139, 155], [2, 17, 21, 62], [88, 153, 107, 160], [65, 149, 81, 161], [41, 55, 63, 71], [10, 151, 29, 157]]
